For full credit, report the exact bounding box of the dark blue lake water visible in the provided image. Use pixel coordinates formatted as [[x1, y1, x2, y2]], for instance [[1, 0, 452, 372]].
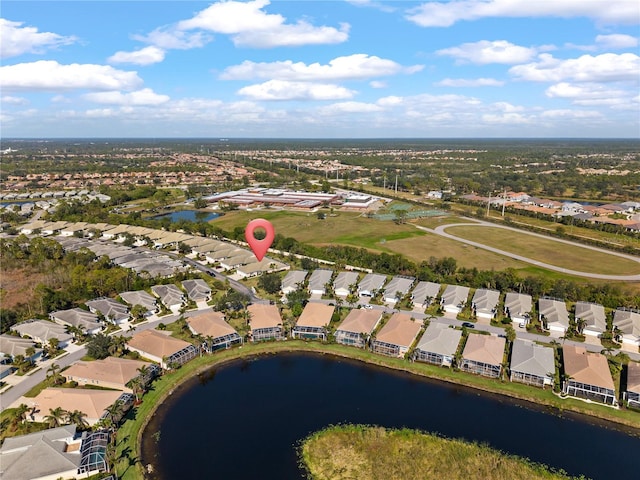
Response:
[[151, 210, 219, 222], [141, 353, 640, 480]]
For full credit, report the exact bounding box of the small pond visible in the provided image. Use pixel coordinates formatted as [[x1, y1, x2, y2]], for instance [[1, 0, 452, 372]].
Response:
[[151, 210, 219, 223]]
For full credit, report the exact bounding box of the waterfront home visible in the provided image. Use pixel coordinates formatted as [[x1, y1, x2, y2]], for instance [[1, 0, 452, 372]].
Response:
[[440, 285, 470, 315], [236, 257, 288, 278], [307, 269, 333, 296], [411, 281, 441, 310], [382, 276, 415, 304], [460, 334, 506, 378], [292, 302, 335, 340], [281, 270, 308, 295], [624, 362, 640, 408], [357, 273, 387, 298], [538, 297, 569, 335], [85, 297, 130, 325], [413, 323, 462, 367], [574, 301, 606, 338], [503, 292, 532, 326], [613, 308, 640, 349], [332, 271, 360, 297], [49, 308, 102, 336], [0, 335, 42, 363], [471, 289, 500, 320], [335, 309, 383, 348], [151, 284, 185, 313], [371, 313, 422, 358], [562, 345, 617, 406], [181, 279, 212, 303], [510, 339, 555, 387], [64, 357, 157, 392], [186, 311, 243, 351], [11, 319, 73, 349], [126, 329, 198, 369], [118, 290, 158, 316], [248, 303, 284, 342]]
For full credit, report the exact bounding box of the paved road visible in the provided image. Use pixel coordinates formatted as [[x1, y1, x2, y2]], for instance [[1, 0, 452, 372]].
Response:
[[416, 218, 640, 281]]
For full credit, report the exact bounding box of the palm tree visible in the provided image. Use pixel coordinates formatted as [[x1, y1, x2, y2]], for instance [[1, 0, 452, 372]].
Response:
[[47, 362, 64, 385], [66, 410, 89, 430], [108, 335, 128, 357], [44, 406, 67, 428], [128, 377, 144, 404], [104, 400, 125, 427], [12, 403, 30, 427], [136, 365, 151, 386]]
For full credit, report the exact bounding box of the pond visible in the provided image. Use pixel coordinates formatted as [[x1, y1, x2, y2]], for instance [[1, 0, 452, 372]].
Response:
[[151, 210, 219, 223], [141, 353, 640, 480]]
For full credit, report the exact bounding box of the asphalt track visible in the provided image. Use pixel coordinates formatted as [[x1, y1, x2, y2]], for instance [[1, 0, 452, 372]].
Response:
[[416, 218, 640, 281]]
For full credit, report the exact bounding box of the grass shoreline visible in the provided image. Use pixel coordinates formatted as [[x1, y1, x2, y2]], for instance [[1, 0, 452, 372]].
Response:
[[121, 341, 640, 479]]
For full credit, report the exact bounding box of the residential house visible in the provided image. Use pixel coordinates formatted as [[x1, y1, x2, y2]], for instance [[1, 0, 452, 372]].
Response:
[[371, 313, 422, 358], [460, 334, 506, 378], [624, 361, 640, 408], [126, 329, 198, 369], [64, 357, 157, 392], [538, 297, 570, 335], [307, 269, 333, 296], [562, 345, 617, 405], [0, 425, 109, 480], [85, 297, 130, 325], [236, 257, 288, 279], [357, 273, 387, 298], [510, 339, 555, 387], [281, 270, 308, 295], [291, 302, 335, 340], [119, 290, 158, 316], [414, 323, 462, 367], [182, 279, 212, 303], [503, 292, 532, 326], [411, 281, 441, 310], [382, 276, 415, 304], [186, 311, 242, 351], [218, 249, 255, 270], [574, 301, 607, 338], [471, 289, 500, 320], [332, 271, 360, 297], [248, 303, 284, 342], [440, 285, 470, 315], [49, 308, 102, 336], [613, 308, 640, 348], [151, 284, 186, 313], [11, 319, 73, 349], [335, 309, 383, 348], [0, 335, 42, 363]]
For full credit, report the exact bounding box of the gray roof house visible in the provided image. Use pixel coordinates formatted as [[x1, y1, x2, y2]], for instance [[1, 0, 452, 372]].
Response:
[[613, 308, 640, 348], [625, 361, 640, 408], [471, 289, 500, 320], [411, 281, 441, 309], [414, 323, 462, 367], [538, 297, 569, 334], [182, 279, 212, 302], [281, 270, 308, 295], [119, 290, 158, 314], [49, 308, 102, 336], [85, 297, 130, 325], [307, 269, 333, 296], [510, 339, 555, 387], [382, 276, 415, 304], [0, 335, 42, 362], [151, 284, 186, 313], [574, 301, 606, 337], [440, 285, 470, 314], [333, 271, 360, 297], [503, 292, 532, 325], [11, 320, 73, 348], [357, 273, 387, 297]]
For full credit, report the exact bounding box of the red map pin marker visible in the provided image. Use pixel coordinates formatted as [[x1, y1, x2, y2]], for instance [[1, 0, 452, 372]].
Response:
[[245, 218, 275, 261]]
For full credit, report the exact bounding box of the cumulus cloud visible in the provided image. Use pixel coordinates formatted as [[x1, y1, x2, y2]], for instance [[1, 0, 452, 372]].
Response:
[[369, 80, 387, 88], [510, 53, 640, 83], [220, 54, 423, 81], [1, 95, 29, 105], [318, 101, 384, 115], [0, 61, 143, 92], [406, 0, 640, 27], [83, 88, 170, 106], [437, 40, 546, 64], [108, 46, 166, 66], [132, 28, 211, 50], [545, 82, 636, 108], [0, 19, 77, 59], [595, 34, 638, 49], [436, 77, 505, 87], [177, 0, 349, 47], [237, 80, 355, 100]]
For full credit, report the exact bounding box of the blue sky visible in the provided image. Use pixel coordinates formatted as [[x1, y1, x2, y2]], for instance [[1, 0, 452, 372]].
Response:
[[1, 0, 639, 138]]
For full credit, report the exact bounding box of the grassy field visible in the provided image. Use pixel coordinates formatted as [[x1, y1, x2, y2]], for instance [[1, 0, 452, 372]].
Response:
[[446, 225, 640, 276], [301, 425, 582, 480]]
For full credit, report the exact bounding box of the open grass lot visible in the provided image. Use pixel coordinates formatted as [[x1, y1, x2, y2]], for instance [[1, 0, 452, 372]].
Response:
[[301, 425, 580, 480], [446, 225, 640, 276]]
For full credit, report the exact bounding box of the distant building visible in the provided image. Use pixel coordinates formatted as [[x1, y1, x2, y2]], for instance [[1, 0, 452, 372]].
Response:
[[411, 281, 441, 310], [357, 273, 387, 298], [333, 271, 360, 297], [11, 319, 73, 349], [119, 290, 158, 316], [151, 284, 185, 313], [414, 323, 462, 367], [562, 345, 617, 406], [182, 279, 212, 302], [281, 270, 308, 295], [440, 285, 470, 315], [335, 309, 383, 348], [85, 297, 130, 325], [307, 269, 333, 296], [382, 276, 415, 304], [49, 308, 102, 336]]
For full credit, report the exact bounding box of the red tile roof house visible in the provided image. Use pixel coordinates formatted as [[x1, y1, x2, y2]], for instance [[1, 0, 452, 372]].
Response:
[[248, 303, 284, 342], [562, 345, 617, 406], [186, 311, 242, 352], [126, 329, 198, 370], [371, 313, 422, 358], [624, 361, 640, 409], [64, 357, 156, 392], [292, 303, 335, 341], [460, 334, 506, 379]]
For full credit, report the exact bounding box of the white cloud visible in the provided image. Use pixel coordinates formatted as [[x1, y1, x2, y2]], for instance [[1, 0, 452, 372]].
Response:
[[482, 112, 531, 124], [1, 95, 28, 105], [437, 40, 543, 64], [83, 88, 170, 106], [595, 34, 638, 49], [0, 19, 77, 59], [108, 46, 166, 66], [237, 80, 355, 100], [346, 0, 396, 13], [132, 28, 211, 50], [177, 0, 349, 47], [318, 101, 383, 114], [406, 0, 640, 27], [369, 80, 387, 88], [436, 77, 505, 87], [545, 82, 636, 108], [0, 60, 143, 92], [510, 53, 640, 83], [540, 109, 604, 119], [220, 54, 422, 81]]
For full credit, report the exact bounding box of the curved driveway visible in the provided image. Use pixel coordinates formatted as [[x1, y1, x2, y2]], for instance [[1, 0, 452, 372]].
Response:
[[416, 218, 640, 281]]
